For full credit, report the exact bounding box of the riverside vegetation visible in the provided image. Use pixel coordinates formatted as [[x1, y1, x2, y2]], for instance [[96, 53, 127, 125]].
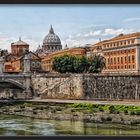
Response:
[[1, 102, 140, 127]]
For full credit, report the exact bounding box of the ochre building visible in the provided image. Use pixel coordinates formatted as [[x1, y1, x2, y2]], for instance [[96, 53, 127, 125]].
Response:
[[41, 47, 87, 72], [89, 32, 140, 73]]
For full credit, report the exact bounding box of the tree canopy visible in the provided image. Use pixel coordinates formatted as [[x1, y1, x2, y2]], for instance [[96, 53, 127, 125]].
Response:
[[52, 54, 105, 73]]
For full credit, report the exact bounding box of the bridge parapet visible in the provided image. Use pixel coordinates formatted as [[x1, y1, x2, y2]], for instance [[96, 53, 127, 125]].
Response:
[[0, 73, 32, 99]]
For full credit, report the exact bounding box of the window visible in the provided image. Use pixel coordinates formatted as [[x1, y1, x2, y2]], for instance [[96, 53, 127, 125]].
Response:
[[128, 40, 130, 44], [121, 65, 123, 69], [128, 65, 131, 69], [121, 57, 123, 64], [124, 50, 126, 53], [120, 42, 123, 45], [132, 55, 135, 63], [125, 65, 127, 69], [118, 66, 119, 69], [132, 40, 135, 44], [36, 62, 40, 67], [32, 62, 35, 67], [118, 57, 120, 64], [132, 49, 135, 53], [111, 58, 113, 64], [128, 56, 131, 63], [114, 57, 116, 64], [117, 43, 119, 46], [124, 41, 126, 45], [125, 56, 127, 63], [133, 65, 135, 69]]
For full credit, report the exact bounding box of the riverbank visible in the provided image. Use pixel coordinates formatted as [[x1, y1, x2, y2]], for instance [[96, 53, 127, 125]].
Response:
[[1, 101, 140, 127], [25, 98, 140, 106]]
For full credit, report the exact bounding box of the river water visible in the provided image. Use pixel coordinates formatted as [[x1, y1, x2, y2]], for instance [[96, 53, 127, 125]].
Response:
[[0, 114, 140, 136]]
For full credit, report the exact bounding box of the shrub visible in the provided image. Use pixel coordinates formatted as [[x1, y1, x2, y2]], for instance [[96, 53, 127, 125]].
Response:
[[106, 116, 112, 121], [130, 111, 135, 115], [124, 110, 128, 114]]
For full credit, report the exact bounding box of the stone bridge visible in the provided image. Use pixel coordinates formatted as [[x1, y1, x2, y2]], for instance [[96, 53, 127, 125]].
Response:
[[0, 73, 32, 99], [0, 50, 33, 99], [0, 74, 31, 90]]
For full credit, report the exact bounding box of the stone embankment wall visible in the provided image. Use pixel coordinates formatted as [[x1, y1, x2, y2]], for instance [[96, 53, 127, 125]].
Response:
[[32, 73, 140, 100], [31, 74, 84, 99], [82, 74, 140, 100]]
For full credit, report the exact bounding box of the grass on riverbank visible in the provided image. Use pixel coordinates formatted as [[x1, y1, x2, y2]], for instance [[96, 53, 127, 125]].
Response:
[[67, 103, 140, 115], [2, 101, 140, 116]]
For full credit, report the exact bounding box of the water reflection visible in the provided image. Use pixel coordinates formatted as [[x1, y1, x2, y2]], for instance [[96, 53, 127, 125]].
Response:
[[0, 114, 140, 136]]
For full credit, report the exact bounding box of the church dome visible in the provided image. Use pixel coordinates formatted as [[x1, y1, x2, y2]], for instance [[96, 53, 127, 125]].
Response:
[[11, 37, 29, 46], [43, 25, 61, 45]]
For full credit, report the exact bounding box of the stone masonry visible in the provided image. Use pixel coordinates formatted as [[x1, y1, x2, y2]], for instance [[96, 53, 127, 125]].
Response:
[[31, 73, 140, 100]]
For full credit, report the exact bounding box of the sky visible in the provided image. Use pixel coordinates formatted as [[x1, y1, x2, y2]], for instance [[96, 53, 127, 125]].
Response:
[[0, 4, 140, 52]]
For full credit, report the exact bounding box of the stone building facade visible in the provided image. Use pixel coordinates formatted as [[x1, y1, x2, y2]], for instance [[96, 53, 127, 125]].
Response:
[[41, 47, 87, 72], [88, 32, 140, 73]]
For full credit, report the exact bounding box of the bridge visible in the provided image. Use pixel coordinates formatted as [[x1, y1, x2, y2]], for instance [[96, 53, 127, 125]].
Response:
[[0, 51, 33, 99]]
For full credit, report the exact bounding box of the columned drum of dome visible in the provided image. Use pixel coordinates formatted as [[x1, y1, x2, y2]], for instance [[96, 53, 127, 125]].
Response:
[[42, 25, 62, 53]]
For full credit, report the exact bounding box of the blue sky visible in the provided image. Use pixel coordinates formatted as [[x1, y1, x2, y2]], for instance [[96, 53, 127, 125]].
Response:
[[0, 5, 140, 51]]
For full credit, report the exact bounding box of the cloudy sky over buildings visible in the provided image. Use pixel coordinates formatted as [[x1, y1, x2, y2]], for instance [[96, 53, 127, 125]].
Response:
[[0, 4, 140, 51]]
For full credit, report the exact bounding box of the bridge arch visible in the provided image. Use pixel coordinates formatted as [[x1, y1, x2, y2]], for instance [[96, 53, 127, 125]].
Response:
[[0, 79, 26, 90]]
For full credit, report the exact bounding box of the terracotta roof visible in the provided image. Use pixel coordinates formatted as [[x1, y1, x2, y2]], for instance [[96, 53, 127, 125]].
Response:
[[11, 37, 29, 46], [89, 32, 140, 51], [98, 32, 140, 44], [108, 32, 140, 41]]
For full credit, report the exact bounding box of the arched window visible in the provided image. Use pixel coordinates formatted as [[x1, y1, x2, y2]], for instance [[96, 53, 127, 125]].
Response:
[[36, 62, 40, 67], [32, 62, 35, 67]]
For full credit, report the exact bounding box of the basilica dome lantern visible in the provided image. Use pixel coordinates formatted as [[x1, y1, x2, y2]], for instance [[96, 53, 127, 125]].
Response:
[[42, 25, 62, 53]]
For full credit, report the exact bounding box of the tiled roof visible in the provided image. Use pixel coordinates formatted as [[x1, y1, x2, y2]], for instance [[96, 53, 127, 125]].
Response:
[[90, 32, 140, 50], [11, 37, 29, 46]]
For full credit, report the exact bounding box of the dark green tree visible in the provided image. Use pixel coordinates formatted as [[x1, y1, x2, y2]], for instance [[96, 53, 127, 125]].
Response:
[[73, 56, 90, 73], [88, 54, 106, 73], [52, 55, 76, 73], [52, 54, 105, 73]]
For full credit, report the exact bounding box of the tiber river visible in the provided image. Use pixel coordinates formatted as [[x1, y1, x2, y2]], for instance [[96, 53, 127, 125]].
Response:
[[0, 114, 140, 136]]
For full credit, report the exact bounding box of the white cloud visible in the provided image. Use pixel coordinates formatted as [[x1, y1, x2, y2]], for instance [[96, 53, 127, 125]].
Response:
[[84, 30, 102, 37], [0, 35, 39, 53], [80, 24, 106, 29], [124, 17, 140, 22], [63, 28, 135, 48], [102, 28, 134, 36], [62, 35, 99, 48], [103, 28, 124, 36], [0, 36, 17, 52]]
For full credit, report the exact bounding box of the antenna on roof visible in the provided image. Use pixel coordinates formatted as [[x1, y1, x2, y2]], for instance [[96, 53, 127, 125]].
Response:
[[19, 37, 21, 41]]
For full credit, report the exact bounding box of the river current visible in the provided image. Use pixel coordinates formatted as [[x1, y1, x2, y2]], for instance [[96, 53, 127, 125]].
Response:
[[0, 114, 140, 136]]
